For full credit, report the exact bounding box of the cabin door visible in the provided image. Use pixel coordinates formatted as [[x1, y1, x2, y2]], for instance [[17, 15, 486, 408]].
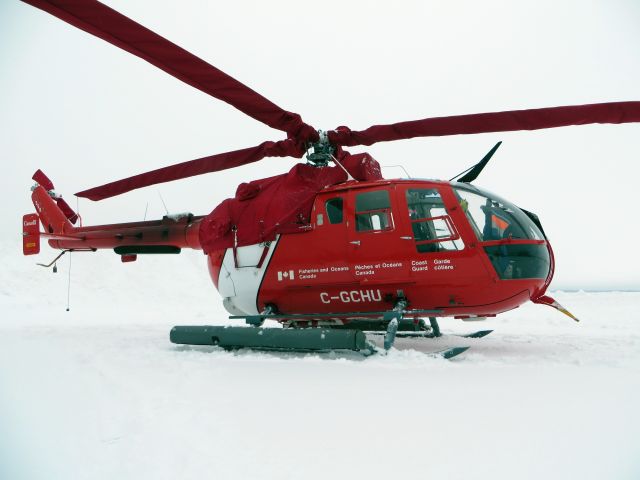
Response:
[[346, 186, 413, 287]]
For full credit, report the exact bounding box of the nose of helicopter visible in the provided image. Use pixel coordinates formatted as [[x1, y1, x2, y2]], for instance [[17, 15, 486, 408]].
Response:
[[479, 205, 554, 300], [451, 184, 553, 287]]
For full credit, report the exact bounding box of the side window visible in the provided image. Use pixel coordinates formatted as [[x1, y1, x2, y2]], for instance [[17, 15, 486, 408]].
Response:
[[325, 197, 344, 224], [406, 188, 463, 252], [355, 190, 393, 232]]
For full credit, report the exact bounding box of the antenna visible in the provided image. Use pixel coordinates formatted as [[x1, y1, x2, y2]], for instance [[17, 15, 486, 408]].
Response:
[[330, 155, 355, 181], [382, 164, 412, 178], [66, 251, 72, 311], [143, 202, 149, 220], [75, 196, 83, 227], [158, 192, 169, 215]]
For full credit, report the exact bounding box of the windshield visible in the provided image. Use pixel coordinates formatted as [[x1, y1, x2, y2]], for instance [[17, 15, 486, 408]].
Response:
[[453, 184, 544, 242]]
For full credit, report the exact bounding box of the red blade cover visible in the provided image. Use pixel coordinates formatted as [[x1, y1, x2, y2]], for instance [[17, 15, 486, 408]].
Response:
[[328, 101, 640, 146], [22, 0, 316, 140], [56, 197, 79, 224], [76, 139, 305, 201], [199, 152, 383, 253], [32, 169, 55, 190]]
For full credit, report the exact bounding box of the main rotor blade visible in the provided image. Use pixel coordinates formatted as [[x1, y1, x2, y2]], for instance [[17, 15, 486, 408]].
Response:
[[22, 0, 317, 141], [328, 101, 640, 147], [76, 139, 305, 201]]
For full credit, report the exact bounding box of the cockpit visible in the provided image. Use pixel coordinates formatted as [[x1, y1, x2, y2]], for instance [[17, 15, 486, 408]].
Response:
[[452, 183, 551, 280]]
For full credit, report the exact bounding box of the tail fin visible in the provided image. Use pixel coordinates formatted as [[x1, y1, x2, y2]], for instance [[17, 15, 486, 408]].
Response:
[[32, 170, 79, 224], [31, 185, 74, 235], [29, 170, 77, 237]]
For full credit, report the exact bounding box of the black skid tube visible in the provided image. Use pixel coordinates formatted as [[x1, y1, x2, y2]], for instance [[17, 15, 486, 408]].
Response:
[[170, 325, 368, 352]]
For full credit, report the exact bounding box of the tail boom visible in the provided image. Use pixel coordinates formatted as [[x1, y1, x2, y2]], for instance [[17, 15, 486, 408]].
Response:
[[47, 216, 203, 252], [29, 185, 202, 254]]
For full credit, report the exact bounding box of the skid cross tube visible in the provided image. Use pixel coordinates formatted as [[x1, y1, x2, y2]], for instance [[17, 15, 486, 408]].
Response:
[[429, 317, 442, 337], [244, 304, 275, 326], [383, 298, 409, 350]]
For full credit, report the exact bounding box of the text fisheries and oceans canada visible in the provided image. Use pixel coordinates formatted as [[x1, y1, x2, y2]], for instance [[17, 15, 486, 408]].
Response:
[[282, 259, 455, 281]]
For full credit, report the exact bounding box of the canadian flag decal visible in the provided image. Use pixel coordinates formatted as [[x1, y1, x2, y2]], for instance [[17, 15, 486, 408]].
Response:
[[277, 270, 295, 281]]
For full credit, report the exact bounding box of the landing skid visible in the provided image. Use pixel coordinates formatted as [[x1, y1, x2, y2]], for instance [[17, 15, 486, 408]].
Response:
[[367, 342, 470, 359], [169, 325, 471, 359], [432, 346, 470, 360], [170, 303, 483, 359], [460, 329, 494, 339], [369, 329, 493, 339]]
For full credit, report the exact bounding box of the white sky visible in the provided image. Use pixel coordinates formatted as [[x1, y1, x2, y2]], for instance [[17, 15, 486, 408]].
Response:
[[1, 0, 639, 290]]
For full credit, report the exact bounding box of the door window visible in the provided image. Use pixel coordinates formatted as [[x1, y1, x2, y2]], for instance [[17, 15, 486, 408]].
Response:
[[325, 197, 344, 224], [406, 188, 463, 252], [355, 190, 393, 232]]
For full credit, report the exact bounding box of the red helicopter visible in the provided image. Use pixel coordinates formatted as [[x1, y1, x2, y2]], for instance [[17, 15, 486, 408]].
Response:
[[21, 0, 640, 357]]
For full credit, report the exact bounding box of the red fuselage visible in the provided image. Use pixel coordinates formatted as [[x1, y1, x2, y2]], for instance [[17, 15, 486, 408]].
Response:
[[209, 179, 553, 319]]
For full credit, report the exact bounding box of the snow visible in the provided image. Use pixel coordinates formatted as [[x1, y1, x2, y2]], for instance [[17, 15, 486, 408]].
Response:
[[1, 240, 639, 480]]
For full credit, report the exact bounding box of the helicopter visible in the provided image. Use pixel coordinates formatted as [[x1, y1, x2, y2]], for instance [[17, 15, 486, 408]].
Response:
[[21, 0, 640, 357]]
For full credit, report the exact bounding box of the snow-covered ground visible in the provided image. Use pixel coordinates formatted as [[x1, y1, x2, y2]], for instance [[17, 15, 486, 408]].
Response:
[[1, 241, 639, 480]]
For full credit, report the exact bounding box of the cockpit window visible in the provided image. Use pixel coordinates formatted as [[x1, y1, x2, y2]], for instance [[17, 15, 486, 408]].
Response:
[[355, 190, 393, 232], [454, 186, 544, 242]]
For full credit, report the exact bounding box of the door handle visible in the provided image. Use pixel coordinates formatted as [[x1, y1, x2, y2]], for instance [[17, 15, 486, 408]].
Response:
[[349, 240, 361, 246], [400, 236, 413, 240]]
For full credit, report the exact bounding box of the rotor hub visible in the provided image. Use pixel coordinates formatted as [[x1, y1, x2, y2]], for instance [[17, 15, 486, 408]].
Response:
[[306, 130, 335, 166]]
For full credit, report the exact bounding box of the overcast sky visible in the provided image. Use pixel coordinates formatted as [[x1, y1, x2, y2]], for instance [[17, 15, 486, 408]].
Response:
[[1, 0, 639, 290]]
